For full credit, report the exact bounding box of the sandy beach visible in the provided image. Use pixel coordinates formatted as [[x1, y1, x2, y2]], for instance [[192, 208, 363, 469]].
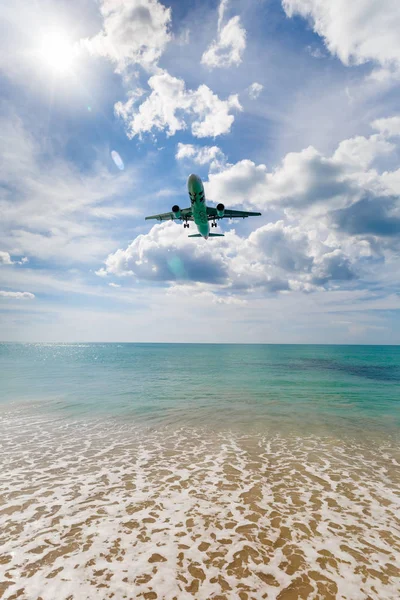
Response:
[[1, 408, 399, 600]]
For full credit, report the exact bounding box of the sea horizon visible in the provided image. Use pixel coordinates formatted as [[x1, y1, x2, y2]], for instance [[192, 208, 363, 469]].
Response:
[[2, 341, 400, 345]]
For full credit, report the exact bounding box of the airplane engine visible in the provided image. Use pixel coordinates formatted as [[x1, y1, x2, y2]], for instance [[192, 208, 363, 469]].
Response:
[[216, 203, 225, 218], [172, 205, 181, 219]]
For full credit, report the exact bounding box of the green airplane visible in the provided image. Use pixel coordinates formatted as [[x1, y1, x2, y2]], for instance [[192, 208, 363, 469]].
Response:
[[145, 174, 261, 239]]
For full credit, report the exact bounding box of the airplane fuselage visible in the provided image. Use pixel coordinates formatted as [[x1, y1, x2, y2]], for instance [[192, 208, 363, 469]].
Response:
[[187, 174, 210, 239], [145, 173, 260, 234]]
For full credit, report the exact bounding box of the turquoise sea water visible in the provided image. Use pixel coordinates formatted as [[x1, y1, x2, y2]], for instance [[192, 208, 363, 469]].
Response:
[[1, 343, 399, 437]]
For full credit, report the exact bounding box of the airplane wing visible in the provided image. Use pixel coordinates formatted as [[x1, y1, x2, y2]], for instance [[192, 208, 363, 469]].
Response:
[[206, 207, 261, 220], [145, 207, 193, 221]]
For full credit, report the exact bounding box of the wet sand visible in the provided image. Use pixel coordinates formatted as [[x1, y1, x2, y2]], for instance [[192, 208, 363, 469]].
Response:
[[1, 411, 400, 600]]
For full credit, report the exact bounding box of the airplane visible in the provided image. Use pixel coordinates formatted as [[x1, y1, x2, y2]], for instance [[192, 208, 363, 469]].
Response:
[[145, 173, 261, 239]]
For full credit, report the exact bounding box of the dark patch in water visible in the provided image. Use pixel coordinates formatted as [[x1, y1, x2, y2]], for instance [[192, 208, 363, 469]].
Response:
[[296, 358, 400, 382]]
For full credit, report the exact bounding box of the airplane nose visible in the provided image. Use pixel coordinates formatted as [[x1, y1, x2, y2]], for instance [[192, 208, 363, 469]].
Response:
[[187, 173, 199, 188]]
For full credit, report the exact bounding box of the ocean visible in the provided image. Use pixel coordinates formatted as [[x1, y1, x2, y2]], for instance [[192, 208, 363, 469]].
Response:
[[0, 343, 399, 599]]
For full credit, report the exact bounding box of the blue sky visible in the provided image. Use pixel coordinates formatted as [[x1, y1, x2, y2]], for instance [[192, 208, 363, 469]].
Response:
[[1, 0, 400, 343]]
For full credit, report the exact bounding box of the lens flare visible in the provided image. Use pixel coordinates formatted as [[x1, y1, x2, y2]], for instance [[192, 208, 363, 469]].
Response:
[[167, 256, 187, 279], [111, 150, 124, 171]]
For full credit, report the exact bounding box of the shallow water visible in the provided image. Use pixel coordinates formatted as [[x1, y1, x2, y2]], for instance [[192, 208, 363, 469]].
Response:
[[1, 343, 399, 435], [0, 344, 399, 599]]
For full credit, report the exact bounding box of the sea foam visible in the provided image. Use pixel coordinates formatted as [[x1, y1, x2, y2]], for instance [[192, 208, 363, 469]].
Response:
[[1, 410, 399, 600]]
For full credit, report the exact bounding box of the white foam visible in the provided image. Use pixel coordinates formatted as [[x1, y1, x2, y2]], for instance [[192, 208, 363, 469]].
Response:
[[0, 411, 399, 599]]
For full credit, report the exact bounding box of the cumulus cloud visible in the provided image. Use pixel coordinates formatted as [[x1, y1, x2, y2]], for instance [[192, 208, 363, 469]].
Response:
[[282, 0, 400, 70], [311, 250, 357, 286], [205, 147, 349, 211], [248, 222, 312, 273], [100, 222, 228, 284], [332, 134, 394, 170], [176, 143, 226, 170], [0, 290, 35, 299], [95, 268, 108, 278], [82, 0, 171, 73], [372, 116, 400, 137], [201, 0, 246, 70], [115, 70, 242, 138], [97, 218, 362, 296], [0, 251, 13, 265], [206, 124, 400, 218], [332, 196, 400, 237], [0, 251, 28, 266], [247, 83, 263, 99]]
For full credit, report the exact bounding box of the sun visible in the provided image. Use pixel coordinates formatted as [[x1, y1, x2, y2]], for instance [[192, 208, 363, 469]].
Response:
[[38, 32, 78, 75]]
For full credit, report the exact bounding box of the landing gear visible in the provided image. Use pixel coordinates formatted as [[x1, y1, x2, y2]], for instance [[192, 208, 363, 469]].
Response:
[[211, 221, 217, 228], [183, 222, 189, 228]]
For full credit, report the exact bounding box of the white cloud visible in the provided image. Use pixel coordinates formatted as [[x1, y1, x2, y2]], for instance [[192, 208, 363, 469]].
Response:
[[0, 251, 29, 266], [95, 268, 108, 278], [176, 143, 226, 170], [82, 0, 171, 73], [217, 0, 229, 32], [248, 221, 313, 273], [206, 123, 400, 216], [247, 83, 263, 99], [205, 147, 351, 211], [0, 290, 35, 299], [115, 70, 242, 138], [97, 217, 366, 296], [167, 284, 247, 305], [0, 115, 135, 264], [0, 251, 13, 265], [108, 282, 121, 288], [100, 222, 229, 284], [201, 6, 246, 69], [191, 85, 242, 138], [115, 71, 188, 137], [372, 116, 400, 137], [282, 0, 400, 69], [306, 45, 326, 59], [332, 134, 394, 170], [311, 249, 356, 285]]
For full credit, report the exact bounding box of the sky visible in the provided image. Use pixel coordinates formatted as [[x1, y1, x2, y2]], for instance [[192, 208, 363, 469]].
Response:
[[1, 0, 400, 344]]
